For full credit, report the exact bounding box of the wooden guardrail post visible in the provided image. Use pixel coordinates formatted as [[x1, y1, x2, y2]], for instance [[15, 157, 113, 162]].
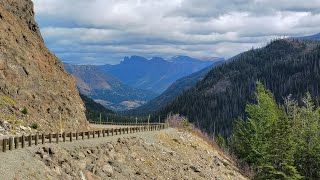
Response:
[[107, 129, 110, 136], [93, 130, 95, 138], [87, 131, 90, 139], [22, 135, 25, 148], [3, 139, 7, 152], [69, 132, 73, 142], [9, 137, 13, 151], [102, 129, 105, 137], [81, 132, 84, 140], [62, 132, 66, 142], [56, 132, 59, 144], [115, 129, 118, 135], [98, 130, 101, 138], [14, 137, 18, 149], [42, 133, 45, 144], [35, 133, 39, 145], [76, 132, 79, 140], [49, 133, 52, 143], [28, 135, 32, 147]]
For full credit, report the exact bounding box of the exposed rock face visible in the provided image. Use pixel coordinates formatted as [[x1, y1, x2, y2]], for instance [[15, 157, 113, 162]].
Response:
[[0, 0, 88, 131]]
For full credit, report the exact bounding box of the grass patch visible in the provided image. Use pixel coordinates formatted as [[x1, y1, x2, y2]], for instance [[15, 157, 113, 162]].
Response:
[[2, 96, 15, 105]]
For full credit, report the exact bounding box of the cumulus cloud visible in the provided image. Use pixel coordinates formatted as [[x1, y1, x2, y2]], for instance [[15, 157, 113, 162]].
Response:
[[33, 0, 320, 64]]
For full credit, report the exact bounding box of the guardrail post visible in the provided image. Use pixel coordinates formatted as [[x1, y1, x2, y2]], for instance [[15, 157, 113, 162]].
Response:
[[35, 133, 39, 145], [87, 131, 90, 139], [28, 135, 32, 147], [9, 137, 13, 151], [3, 139, 7, 152], [81, 132, 84, 140], [93, 130, 95, 138], [22, 135, 25, 148], [69, 132, 73, 142], [76, 132, 79, 140], [107, 129, 110, 136], [115, 129, 118, 135], [49, 133, 52, 143], [63, 132, 66, 142], [56, 133, 59, 144], [102, 129, 105, 137], [98, 130, 101, 138], [14, 137, 19, 149], [42, 133, 45, 144]]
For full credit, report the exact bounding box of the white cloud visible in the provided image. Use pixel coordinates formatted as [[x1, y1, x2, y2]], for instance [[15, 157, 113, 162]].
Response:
[[33, 0, 320, 64]]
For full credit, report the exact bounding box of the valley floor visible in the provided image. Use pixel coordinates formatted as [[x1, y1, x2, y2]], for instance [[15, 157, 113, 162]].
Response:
[[0, 128, 247, 180]]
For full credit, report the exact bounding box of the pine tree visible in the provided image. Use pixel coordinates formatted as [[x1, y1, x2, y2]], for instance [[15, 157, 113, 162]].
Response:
[[293, 93, 320, 179], [231, 81, 278, 165], [256, 107, 301, 179], [232, 81, 301, 179]]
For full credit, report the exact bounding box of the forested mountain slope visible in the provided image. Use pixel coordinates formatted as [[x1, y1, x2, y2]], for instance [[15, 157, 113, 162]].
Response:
[[160, 39, 320, 136], [128, 60, 223, 115]]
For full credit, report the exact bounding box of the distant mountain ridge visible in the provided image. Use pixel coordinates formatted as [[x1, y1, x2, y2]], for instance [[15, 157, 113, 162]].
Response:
[[295, 33, 320, 40], [64, 64, 157, 111], [101, 55, 223, 94], [126, 60, 224, 115]]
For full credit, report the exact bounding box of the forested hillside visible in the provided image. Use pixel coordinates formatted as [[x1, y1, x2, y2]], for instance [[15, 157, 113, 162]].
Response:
[[127, 60, 223, 115], [159, 38, 320, 136]]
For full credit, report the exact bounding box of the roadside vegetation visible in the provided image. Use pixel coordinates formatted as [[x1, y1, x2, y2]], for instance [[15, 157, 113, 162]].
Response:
[[231, 81, 320, 179]]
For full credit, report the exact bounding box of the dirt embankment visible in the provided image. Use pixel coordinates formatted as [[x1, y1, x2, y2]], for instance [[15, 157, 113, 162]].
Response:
[[0, 128, 247, 180]]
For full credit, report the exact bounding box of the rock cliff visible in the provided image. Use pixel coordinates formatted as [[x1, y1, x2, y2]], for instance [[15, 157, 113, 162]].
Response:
[[0, 0, 88, 132]]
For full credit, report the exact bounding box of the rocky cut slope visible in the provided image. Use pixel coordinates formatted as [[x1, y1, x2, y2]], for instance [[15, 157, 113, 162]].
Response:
[[0, 0, 87, 132], [0, 128, 248, 180]]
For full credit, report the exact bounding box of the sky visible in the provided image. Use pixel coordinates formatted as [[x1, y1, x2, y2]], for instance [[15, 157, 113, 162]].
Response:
[[33, 0, 320, 65]]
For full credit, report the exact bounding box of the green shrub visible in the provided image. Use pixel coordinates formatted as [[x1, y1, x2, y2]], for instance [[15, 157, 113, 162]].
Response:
[[216, 133, 226, 149], [31, 123, 38, 129], [21, 107, 28, 114], [182, 118, 192, 130]]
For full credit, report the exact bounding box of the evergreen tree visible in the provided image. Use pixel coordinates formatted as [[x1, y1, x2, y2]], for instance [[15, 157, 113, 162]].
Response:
[[232, 81, 301, 179], [232, 81, 278, 165], [257, 107, 301, 179], [293, 93, 320, 179]]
